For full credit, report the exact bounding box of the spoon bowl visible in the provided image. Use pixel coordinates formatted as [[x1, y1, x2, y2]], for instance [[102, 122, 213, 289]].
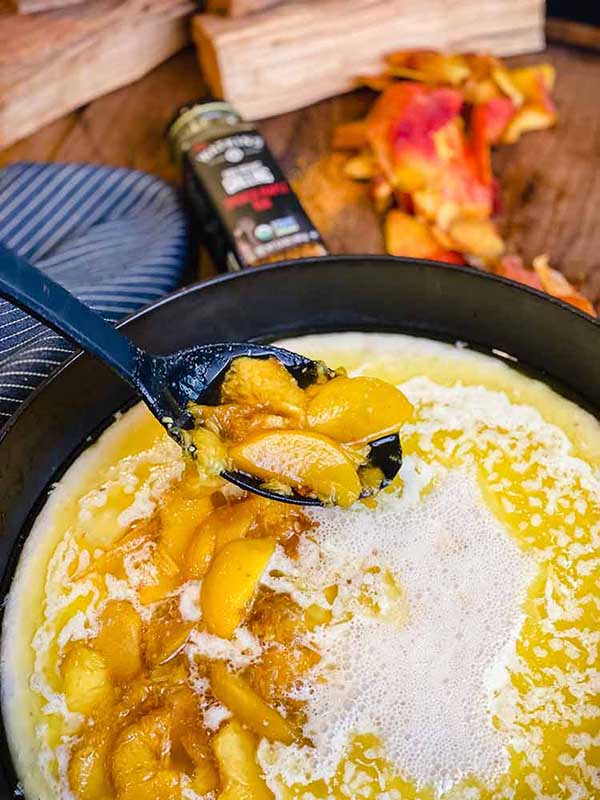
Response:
[[0, 242, 403, 505]]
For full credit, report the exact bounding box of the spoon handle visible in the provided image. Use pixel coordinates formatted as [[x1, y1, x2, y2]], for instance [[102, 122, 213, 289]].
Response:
[[0, 241, 141, 386]]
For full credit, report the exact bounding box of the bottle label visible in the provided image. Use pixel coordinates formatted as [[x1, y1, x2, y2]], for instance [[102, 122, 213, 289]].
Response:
[[189, 132, 324, 268]]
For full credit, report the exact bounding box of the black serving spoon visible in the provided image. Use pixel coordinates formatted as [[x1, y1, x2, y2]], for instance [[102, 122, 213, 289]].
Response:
[[0, 242, 402, 505]]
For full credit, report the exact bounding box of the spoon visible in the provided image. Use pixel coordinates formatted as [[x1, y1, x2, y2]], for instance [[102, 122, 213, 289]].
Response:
[[0, 242, 402, 505]]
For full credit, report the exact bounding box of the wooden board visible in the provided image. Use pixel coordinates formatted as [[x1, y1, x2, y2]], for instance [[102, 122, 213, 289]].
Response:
[[0, 45, 598, 312], [206, 0, 283, 16], [193, 0, 545, 119], [0, 0, 195, 148], [9, 0, 85, 13]]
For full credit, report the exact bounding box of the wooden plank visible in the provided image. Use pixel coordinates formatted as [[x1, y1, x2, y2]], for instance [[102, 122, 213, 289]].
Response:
[[0, 44, 597, 310], [49, 49, 207, 183], [9, 0, 85, 13], [0, 1, 195, 148], [491, 47, 600, 305], [206, 0, 283, 17], [0, 114, 78, 169], [193, 0, 545, 119]]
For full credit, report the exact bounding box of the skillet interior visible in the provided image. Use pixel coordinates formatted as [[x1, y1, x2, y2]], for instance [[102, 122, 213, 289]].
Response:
[[0, 255, 598, 796]]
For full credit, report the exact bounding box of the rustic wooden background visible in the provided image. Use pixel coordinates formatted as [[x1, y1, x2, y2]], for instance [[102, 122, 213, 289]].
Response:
[[1, 43, 599, 310]]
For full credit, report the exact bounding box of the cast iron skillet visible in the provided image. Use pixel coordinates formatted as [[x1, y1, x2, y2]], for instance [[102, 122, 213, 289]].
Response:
[[0, 255, 598, 797]]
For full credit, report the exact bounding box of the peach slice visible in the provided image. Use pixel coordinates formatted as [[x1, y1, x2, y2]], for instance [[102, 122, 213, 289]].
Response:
[[446, 217, 504, 261], [160, 493, 215, 561], [220, 356, 305, 420], [111, 709, 180, 800], [190, 427, 229, 483], [179, 728, 220, 795], [501, 64, 557, 144], [344, 152, 377, 180], [62, 644, 113, 715], [386, 49, 470, 86], [201, 538, 276, 639], [306, 376, 412, 444], [367, 83, 493, 222], [68, 725, 113, 800], [198, 403, 290, 443], [184, 523, 217, 579], [145, 618, 194, 667], [138, 545, 180, 605], [532, 255, 596, 317], [95, 601, 142, 683], [249, 644, 320, 704], [384, 210, 463, 264], [229, 430, 361, 507], [210, 662, 296, 744], [190, 497, 262, 566], [212, 719, 273, 800], [190, 760, 220, 796]]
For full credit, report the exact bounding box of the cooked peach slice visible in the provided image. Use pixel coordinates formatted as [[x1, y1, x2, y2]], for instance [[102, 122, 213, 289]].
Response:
[[95, 601, 142, 683], [123, 770, 181, 800], [62, 644, 113, 715], [169, 685, 201, 738], [201, 538, 276, 639], [68, 725, 113, 800], [190, 427, 229, 483], [249, 644, 320, 703], [210, 662, 296, 744], [145, 617, 193, 667], [179, 728, 220, 794], [184, 523, 217, 579], [220, 356, 305, 420], [112, 709, 180, 800], [160, 493, 215, 561], [190, 760, 220, 795], [212, 719, 273, 800], [249, 591, 308, 645], [138, 545, 180, 605], [213, 498, 263, 551], [306, 376, 412, 444], [198, 403, 290, 443], [229, 430, 361, 507], [185, 497, 262, 577], [180, 728, 213, 765]]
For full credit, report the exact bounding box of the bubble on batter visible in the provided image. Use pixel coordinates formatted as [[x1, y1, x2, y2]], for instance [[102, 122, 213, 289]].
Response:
[[260, 467, 536, 793]]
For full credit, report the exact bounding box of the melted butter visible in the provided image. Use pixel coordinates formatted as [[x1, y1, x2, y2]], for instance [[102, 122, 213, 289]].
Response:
[[268, 334, 600, 800], [2, 333, 599, 800], [2, 406, 172, 798]]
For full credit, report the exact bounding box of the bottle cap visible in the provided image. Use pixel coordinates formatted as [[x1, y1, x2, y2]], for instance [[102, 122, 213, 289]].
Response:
[[166, 99, 243, 163]]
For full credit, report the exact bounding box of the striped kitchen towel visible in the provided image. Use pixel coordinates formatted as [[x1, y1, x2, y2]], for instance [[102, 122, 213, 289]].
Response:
[[0, 161, 189, 426]]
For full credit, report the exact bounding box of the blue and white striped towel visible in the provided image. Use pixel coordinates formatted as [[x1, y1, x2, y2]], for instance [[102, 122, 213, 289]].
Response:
[[0, 162, 189, 426]]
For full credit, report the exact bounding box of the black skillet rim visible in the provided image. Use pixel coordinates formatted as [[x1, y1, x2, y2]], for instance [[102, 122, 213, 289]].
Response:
[[1, 254, 598, 452]]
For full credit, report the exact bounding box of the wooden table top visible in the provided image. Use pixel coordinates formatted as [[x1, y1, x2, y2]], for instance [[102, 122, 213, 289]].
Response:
[[1, 43, 599, 311]]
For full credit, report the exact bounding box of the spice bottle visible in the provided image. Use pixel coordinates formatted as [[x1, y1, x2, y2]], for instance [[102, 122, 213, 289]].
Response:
[[167, 99, 328, 271]]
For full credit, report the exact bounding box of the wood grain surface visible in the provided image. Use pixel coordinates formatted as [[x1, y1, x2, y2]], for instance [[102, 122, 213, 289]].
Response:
[[194, 0, 544, 118], [0, 0, 194, 147], [1, 44, 598, 310], [9, 0, 85, 12]]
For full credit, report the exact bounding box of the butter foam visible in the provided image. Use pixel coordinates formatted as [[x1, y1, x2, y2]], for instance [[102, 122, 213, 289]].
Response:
[[260, 467, 535, 793]]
